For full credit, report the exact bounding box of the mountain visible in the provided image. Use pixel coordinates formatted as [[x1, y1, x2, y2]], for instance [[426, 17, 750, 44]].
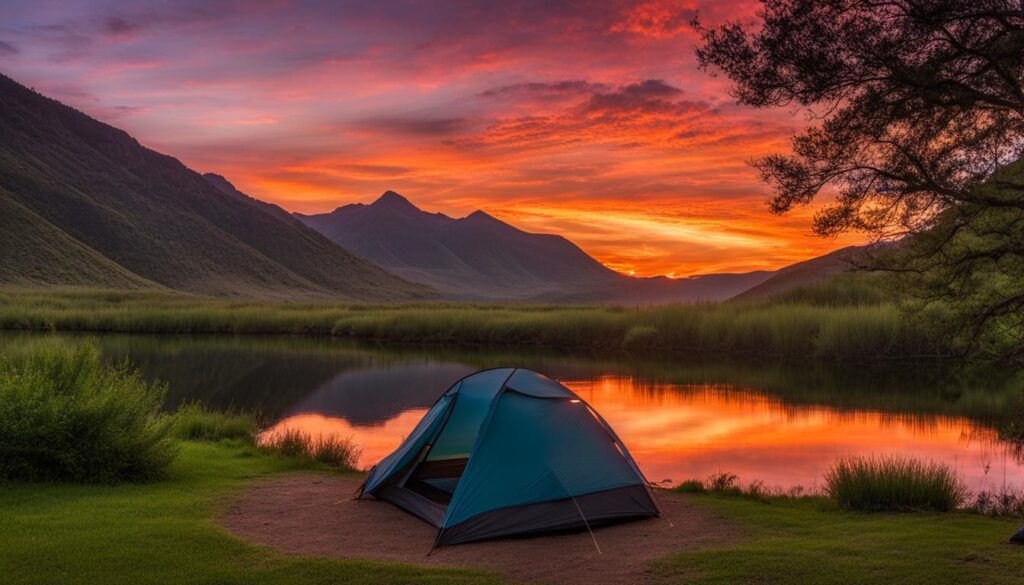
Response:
[[0, 74, 431, 300], [732, 245, 865, 300], [297, 192, 774, 302]]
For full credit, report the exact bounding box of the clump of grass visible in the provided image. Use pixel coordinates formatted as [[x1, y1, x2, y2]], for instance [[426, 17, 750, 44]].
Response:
[[972, 485, 1024, 518], [172, 403, 259, 442], [675, 479, 706, 494], [0, 339, 177, 483], [260, 429, 361, 471], [706, 471, 741, 494], [824, 455, 969, 512]]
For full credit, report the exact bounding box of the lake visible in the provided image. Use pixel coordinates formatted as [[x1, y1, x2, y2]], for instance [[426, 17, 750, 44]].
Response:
[[23, 332, 1024, 493]]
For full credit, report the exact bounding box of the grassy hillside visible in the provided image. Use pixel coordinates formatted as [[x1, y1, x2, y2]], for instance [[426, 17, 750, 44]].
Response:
[[0, 188, 155, 289], [733, 246, 864, 300], [0, 74, 430, 300]]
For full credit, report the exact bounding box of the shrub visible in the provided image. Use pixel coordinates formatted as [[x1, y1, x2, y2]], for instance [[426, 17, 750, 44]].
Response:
[[260, 428, 361, 471], [0, 340, 177, 482], [824, 456, 969, 512], [172, 403, 259, 442]]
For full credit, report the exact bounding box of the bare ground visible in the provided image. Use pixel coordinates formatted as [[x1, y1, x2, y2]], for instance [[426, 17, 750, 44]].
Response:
[[221, 474, 739, 585]]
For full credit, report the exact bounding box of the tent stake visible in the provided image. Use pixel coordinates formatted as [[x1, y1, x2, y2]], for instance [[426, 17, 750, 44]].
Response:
[[570, 494, 601, 555]]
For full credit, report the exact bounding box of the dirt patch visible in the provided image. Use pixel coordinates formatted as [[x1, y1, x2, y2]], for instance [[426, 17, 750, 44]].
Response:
[[221, 473, 738, 585]]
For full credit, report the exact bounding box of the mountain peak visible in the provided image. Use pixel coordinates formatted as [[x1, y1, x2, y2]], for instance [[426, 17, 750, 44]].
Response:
[[371, 190, 418, 212], [466, 209, 498, 223]]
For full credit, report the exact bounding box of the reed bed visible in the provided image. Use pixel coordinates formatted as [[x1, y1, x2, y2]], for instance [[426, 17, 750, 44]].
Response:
[[0, 288, 949, 362]]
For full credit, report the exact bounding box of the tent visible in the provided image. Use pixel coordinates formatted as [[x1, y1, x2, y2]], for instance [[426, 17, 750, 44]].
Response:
[[357, 367, 659, 547]]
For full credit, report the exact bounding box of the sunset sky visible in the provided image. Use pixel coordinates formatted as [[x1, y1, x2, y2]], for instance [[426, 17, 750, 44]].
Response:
[[0, 0, 863, 277]]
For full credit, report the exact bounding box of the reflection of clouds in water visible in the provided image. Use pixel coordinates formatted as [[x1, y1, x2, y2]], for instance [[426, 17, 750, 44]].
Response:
[[562, 377, 1022, 492], [270, 373, 1024, 492]]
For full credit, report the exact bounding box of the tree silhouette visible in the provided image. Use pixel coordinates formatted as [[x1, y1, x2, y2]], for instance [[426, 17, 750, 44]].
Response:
[[696, 0, 1024, 359]]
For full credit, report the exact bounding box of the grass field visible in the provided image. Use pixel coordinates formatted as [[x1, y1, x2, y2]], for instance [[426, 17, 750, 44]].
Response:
[[659, 496, 1024, 585], [0, 441, 500, 585], [2, 441, 1021, 585], [0, 285, 948, 362]]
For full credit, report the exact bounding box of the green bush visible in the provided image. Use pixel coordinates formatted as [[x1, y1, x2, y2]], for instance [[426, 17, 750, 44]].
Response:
[[172, 403, 259, 442], [0, 340, 177, 482], [824, 456, 969, 512], [260, 429, 361, 471]]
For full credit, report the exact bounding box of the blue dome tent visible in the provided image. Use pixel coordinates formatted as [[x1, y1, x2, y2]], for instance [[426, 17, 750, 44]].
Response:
[[357, 368, 660, 547]]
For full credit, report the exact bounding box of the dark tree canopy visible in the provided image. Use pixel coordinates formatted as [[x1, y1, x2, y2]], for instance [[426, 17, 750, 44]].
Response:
[[696, 0, 1024, 237], [696, 0, 1024, 359]]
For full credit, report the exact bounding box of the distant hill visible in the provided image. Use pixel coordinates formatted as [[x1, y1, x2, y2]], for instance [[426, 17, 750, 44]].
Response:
[[0, 74, 431, 300], [297, 192, 773, 302], [732, 245, 865, 300]]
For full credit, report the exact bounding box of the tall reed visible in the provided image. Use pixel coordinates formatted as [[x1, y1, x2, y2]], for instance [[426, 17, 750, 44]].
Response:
[[824, 456, 969, 512], [260, 428, 361, 471]]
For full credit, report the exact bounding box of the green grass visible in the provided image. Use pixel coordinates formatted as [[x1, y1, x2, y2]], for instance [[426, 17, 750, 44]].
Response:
[[0, 441, 500, 585], [825, 456, 970, 512], [659, 495, 1024, 585], [2, 441, 1021, 585], [0, 287, 949, 362], [0, 339, 176, 482], [172, 403, 260, 442]]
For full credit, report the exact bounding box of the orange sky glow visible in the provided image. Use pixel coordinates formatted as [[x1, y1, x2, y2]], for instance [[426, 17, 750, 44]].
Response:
[[0, 0, 864, 276]]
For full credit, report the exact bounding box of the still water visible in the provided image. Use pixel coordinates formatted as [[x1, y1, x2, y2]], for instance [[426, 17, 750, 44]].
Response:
[[33, 333, 1024, 492]]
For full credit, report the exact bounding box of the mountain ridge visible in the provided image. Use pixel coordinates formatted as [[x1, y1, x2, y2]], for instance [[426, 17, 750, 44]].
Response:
[[297, 191, 774, 302], [0, 73, 432, 300]]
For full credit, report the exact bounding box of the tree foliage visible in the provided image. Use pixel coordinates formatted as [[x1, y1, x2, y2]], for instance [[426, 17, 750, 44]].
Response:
[[695, 0, 1024, 359]]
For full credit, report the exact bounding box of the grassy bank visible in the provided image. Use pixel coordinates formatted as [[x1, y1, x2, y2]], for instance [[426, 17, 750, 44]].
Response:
[[2, 440, 1021, 585], [0, 287, 948, 361]]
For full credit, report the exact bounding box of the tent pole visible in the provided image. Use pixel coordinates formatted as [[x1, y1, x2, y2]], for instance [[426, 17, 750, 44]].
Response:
[[569, 494, 602, 555]]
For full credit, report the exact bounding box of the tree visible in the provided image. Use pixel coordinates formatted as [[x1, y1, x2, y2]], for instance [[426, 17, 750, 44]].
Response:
[[695, 0, 1024, 359]]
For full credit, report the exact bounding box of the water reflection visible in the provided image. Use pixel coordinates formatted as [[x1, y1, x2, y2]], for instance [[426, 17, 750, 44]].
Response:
[[264, 374, 1020, 492], [6, 332, 1021, 492]]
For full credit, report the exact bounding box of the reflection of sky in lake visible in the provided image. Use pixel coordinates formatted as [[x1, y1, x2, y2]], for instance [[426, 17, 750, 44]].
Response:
[[264, 372, 1022, 493]]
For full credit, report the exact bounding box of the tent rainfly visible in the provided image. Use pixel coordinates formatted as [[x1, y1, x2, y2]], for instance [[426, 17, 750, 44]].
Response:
[[357, 368, 660, 547]]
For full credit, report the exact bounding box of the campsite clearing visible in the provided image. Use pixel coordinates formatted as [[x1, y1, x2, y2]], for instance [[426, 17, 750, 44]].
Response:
[[224, 474, 734, 585], [2, 440, 1022, 585]]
